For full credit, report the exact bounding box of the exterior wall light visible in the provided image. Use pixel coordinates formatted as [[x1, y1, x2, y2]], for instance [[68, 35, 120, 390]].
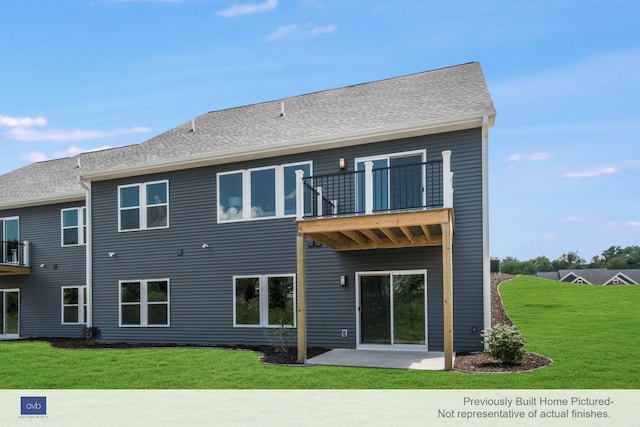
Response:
[[339, 158, 345, 170]]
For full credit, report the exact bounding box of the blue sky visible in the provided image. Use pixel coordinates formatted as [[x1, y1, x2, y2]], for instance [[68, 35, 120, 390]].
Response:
[[1, 0, 639, 262]]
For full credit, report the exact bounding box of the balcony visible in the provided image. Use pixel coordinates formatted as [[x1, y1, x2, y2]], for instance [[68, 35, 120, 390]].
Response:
[[294, 151, 455, 369], [295, 151, 454, 251], [0, 240, 30, 275]]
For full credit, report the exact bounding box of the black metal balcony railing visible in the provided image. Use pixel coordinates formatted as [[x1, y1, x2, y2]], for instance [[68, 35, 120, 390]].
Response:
[[1, 240, 29, 266], [301, 160, 444, 219]]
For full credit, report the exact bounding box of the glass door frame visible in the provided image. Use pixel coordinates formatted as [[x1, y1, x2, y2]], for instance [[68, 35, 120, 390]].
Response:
[[355, 270, 428, 351], [0, 289, 20, 338], [1, 217, 20, 265]]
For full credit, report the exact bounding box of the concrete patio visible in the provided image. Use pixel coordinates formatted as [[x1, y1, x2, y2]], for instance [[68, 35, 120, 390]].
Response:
[[306, 349, 453, 371]]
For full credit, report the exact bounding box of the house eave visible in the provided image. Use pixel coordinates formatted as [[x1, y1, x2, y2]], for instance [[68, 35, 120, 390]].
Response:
[[0, 193, 85, 211], [82, 112, 496, 182]]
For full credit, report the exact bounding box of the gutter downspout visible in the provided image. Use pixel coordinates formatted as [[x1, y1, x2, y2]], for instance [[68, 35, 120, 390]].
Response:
[[481, 115, 491, 348], [79, 177, 93, 328]]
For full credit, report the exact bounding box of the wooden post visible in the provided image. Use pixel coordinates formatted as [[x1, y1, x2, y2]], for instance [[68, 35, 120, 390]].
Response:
[[442, 219, 454, 370], [296, 230, 307, 363]]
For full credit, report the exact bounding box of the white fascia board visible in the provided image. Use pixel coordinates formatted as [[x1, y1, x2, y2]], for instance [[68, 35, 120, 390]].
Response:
[[82, 112, 496, 182], [0, 193, 85, 210]]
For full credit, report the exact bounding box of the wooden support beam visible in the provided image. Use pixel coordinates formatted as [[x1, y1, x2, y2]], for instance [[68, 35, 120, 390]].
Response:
[[0, 265, 31, 276], [360, 228, 383, 244], [342, 230, 367, 245], [298, 209, 451, 234], [442, 220, 454, 371], [399, 226, 415, 243], [420, 224, 432, 242], [296, 232, 307, 363], [379, 227, 400, 244]]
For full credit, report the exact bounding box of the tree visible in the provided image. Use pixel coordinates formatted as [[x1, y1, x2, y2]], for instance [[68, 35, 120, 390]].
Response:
[[552, 251, 587, 270]]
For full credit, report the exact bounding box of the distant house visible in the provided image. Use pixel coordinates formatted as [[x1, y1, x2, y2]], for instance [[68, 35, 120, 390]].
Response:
[[0, 62, 496, 370], [537, 269, 640, 285]]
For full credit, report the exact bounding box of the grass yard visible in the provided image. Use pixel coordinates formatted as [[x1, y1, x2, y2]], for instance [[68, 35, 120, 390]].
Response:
[[0, 276, 638, 389]]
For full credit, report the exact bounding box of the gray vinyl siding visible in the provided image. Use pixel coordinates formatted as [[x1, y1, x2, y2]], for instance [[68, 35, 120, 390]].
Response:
[[0, 202, 87, 338], [90, 128, 485, 351]]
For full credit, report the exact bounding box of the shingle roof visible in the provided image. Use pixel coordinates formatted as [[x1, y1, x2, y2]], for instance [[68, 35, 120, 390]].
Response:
[[0, 62, 495, 209], [537, 268, 640, 285]]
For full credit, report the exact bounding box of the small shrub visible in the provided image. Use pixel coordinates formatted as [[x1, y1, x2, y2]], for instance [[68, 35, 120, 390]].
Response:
[[263, 320, 291, 353], [481, 324, 526, 363], [81, 326, 102, 345]]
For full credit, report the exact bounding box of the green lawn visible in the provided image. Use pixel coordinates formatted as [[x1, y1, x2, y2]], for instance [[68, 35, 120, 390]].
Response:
[[1, 276, 638, 389]]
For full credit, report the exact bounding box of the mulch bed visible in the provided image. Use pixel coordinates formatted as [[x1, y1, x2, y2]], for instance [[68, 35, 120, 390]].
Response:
[[26, 274, 551, 373], [452, 273, 553, 373]]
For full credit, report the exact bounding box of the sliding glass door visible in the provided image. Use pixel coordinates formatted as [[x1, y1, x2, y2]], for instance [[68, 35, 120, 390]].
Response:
[[1, 218, 19, 264], [355, 151, 425, 212], [357, 271, 426, 349], [0, 290, 19, 337]]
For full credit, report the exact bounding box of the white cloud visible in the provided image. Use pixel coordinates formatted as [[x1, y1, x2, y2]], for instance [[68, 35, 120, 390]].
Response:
[[19, 152, 48, 163], [508, 152, 552, 161], [629, 221, 640, 228], [561, 216, 586, 223], [0, 115, 47, 128], [216, 0, 277, 17], [6, 126, 151, 142], [307, 24, 337, 36], [266, 23, 337, 41], [110, 0, 187, 3], [563, 167, 616, 179], [266, 24, 298, 41], [20, 145, 114, 164]]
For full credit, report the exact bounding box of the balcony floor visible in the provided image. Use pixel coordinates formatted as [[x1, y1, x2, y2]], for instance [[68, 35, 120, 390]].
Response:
[[297, 208, 453, 251], [0, 264, 30, 275]]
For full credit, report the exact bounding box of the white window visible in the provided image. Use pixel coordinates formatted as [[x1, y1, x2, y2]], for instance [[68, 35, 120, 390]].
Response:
[[218, 162, 311, 222], [118, 180, 169, 231], [62, 286, 87, 324], [61, 207, 87, 246], [233, 274, 296, 327], [119, 279, 170, 327]]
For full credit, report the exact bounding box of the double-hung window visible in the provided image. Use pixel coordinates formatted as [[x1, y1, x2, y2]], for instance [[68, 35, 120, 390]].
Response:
[[119, 279, 170, 327], [118, 180, 169, 231], [61, 207, 87, 246], [218, 162, 311, 222], [61, 286, 87, 324], [233, 274, 296, 327]]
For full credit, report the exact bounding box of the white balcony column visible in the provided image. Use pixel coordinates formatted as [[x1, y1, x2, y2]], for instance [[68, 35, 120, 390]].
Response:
[[295, 169, 305, 221], [364, 161, 374, 214], [442, 150, 453, 208], [22, 241, 29, 267], [316, 186, 324, 217]]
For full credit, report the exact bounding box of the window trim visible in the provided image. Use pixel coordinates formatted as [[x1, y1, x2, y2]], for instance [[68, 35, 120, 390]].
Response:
[[217, 161, 312, 223], [233, 274, 296, 328], [118, 279, 170, 327], [61, 286, 87, 325], [117, 180, 169, 232], [61, 207, 87, 246]]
